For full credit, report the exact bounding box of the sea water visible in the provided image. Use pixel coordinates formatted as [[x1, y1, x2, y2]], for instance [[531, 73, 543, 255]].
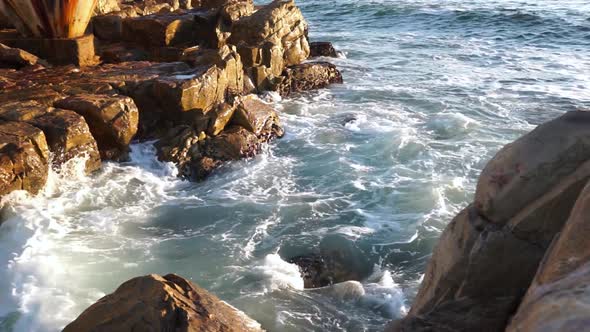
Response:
[[1, 0, 589, 331]]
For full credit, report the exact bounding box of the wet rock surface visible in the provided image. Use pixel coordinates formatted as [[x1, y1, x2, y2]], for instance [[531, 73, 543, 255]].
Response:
[[62, 274, 263, 332], [389, 110, 590, 332], [0, 122, 49, 197], [309, 41, 338, 58], [288, 234, 373, 289], [278, 62, 343, 97]]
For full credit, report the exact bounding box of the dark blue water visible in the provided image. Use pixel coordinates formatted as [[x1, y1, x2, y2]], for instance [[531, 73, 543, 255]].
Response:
[[1, 1, 589, 331]]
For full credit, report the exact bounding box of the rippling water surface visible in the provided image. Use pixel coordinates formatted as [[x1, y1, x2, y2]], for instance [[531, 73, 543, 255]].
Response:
[[1, 0, 590, 331]]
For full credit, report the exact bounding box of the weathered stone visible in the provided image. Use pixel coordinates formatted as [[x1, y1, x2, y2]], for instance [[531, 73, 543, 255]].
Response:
[[309, 41, 338, 58], [62, 274, 263, 332], [93, 11, 136, 41], [122, 12, 197, 48], [208, 102, 236, 136], [390, 111, 590, 332], [507, 182, 590, 332], [230, 94, 283, 138], [0, 121, 49, 197], [475, 110, 590, 225], [54, 94, 139, 161], [0, 43, 48, 69], [94, 0, 121, 15], [201, 125, 259, 161], [0, 34, 98, 67], [229, 0, 310, 91], [155, 125, 200, 176], [278, 62, 343, 97], [27, 109, 102, 173], [97, 43, 148, 63]]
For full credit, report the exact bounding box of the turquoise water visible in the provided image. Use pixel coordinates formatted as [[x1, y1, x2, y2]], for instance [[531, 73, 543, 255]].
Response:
[[1, 0, 589, 331]]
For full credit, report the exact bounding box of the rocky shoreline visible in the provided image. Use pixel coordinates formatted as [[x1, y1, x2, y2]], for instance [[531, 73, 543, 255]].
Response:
[[0, 0, 342, 197], [1, 1, 588, 332]]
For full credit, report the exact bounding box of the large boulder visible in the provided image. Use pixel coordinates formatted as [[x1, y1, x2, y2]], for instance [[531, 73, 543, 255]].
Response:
[[229, 0, 310, 91], [506, 182, 590, 332], [62, 274, 263, 332], [278, 62, 343, 97], [54, 94, 139, 161], [390, 111, 590, 332], [0, 122, 49, 197]]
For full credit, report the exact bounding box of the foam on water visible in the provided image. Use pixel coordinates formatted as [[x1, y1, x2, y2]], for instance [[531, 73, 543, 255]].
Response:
[[1, 0, 590, 331]]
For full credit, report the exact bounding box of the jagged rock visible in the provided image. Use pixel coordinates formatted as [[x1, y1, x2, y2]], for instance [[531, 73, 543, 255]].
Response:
[[230, 94, 284, 138], [54, 94, 139, 161], [62, 274, 263, 332], [0, 122, 49, 197], [155, 125, 201, 177], [309, 42, 338, 58], [0, 102, 101, 173], [278, 62, 343, 97], [389, 111, 590, 332], [208, 102, 236, 136], [229, 0, 310, 91], [0, 43, 48, 69], [95, 0, 121, 15], [507, 182, 590, 332]]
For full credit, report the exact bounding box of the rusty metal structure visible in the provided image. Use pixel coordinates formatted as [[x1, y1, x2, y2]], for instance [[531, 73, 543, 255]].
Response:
[[0, 0, 98, 38]]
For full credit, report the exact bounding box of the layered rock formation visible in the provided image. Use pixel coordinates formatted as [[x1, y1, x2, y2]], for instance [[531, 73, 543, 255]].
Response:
[[389, 110, 590, 332], [0, 0, 343, 199], [63, 274, 263, 332]]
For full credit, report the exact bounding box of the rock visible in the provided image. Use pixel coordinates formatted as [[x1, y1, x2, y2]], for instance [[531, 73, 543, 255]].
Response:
[[54, 94, 139, 161], [0, 122, 49, 198], [475, 111, 590, 227], [507, 182, 590, 332], [230, 94, 284, 138], [201, 125, 259, 161], [62, 274, 263, 332], [155, 125, 201, 177], [309, 42, 338, 58], [94, 0, 121, 15], [93, 11, 136, 41], [229, 0, 310, 91], [278, 62, 343, 97], [122, 12, 198, 48], [288, 234, 373, 288], [390, 111, 590, 332], [0, 43, 48, 69], [208, 102, 236, 136]]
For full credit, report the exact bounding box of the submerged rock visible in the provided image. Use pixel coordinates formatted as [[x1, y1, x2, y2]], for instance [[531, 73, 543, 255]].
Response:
[[289, 234, 373, 288], [389, 110, 590, 332], [309, 41, 338, 58], [62, 274, 263, 332]]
